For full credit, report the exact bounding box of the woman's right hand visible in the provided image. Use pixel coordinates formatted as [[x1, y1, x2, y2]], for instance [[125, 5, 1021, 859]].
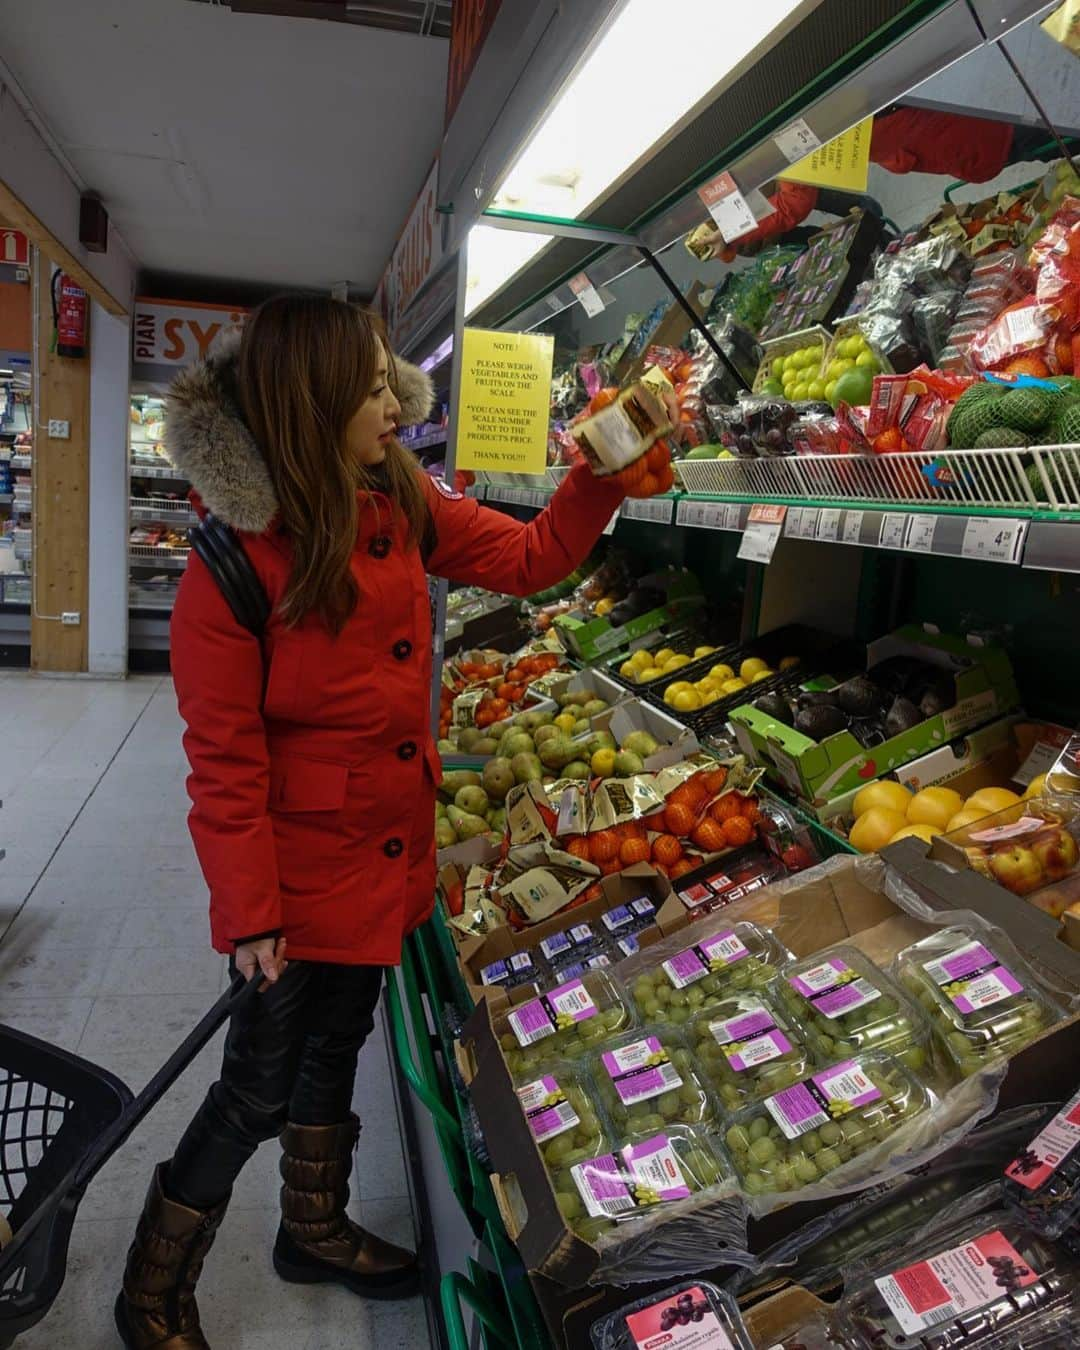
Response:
[[236, 936, 288, 985]]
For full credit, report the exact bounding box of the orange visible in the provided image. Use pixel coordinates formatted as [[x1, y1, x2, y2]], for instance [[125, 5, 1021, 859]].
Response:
[[655, 465, 675, 494], [588, 830, 620, 863], [670, 859, 695, 879], [652, 834, 684, 867], [691, 819, 728, 853], [619, 837, 651, 866], [600, 857, 623, 876], [664, 802, 697, 837], [700, 768, 728, 796], [645, 441, 669, 472], [710, 794, 744, 824], [721, 816, 754, 848], [566, 837, 591, 861]]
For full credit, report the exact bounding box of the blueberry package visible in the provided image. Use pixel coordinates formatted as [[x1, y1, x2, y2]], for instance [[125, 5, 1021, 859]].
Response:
[[1004, 1086, 1080, 1239], [479, 949, 544, 991], [590, 1280, 753, 1350]]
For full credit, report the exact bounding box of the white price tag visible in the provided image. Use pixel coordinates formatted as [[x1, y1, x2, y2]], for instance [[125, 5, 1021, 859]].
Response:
[[622, 497, 672, 525], [906, 514, 937, 553], [784, 506, 803, 538], [569, 272, 605, 318], [675, 499, 709, 528], [774, 117, 823, 164], [698, 171, 756, 243], [816, 508, 841, 541], [796, 508, 820, 539], [842, 511, 864, 544], [738, 504, 787, 565], [721, 503, 744, 530], [878, 514, 908, 550], [961, 517, 1026, 563]]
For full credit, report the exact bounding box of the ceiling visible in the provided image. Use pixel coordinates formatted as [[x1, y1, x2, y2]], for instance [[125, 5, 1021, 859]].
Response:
[[0, 0, 448, 296]]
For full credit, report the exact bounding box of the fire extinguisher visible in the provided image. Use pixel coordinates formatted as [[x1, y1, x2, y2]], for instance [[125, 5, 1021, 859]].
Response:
[[51, 271, 88, 358]]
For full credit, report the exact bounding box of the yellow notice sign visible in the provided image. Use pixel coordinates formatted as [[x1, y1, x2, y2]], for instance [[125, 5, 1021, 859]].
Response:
[[780, 117, 874, 192], [456, 327, 554, 475]]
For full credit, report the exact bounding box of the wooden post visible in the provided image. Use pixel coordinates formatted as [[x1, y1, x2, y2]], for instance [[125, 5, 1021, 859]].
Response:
[[32, 249, 89, 671]]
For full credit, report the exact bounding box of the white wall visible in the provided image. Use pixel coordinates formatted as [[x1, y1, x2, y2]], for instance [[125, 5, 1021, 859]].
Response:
[[88, 302, 129, 675]]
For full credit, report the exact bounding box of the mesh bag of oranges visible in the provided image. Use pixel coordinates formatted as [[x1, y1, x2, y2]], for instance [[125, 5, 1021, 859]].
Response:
[[572, 383, 676, 499]]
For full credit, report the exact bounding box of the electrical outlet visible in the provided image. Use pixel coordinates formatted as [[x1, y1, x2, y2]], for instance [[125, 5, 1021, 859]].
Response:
[[61, 611, 81, 626], [47, 419, 71, 439]]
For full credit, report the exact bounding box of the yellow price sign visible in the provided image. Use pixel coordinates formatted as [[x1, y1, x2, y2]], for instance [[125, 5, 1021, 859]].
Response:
[[780, 117, 874, 193], [455, 327, 554, 475]]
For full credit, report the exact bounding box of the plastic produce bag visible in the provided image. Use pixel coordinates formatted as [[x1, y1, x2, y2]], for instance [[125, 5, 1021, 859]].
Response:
[[1004, 1086, 1080, 1240]]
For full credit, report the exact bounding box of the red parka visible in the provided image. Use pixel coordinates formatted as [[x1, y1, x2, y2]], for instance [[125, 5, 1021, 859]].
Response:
[[165, 338, 624, 966]]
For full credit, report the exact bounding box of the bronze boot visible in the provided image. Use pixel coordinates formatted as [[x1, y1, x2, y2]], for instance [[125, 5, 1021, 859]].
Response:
[[273, 1115, 419, 1299], [114, 1163, 228, 1349]]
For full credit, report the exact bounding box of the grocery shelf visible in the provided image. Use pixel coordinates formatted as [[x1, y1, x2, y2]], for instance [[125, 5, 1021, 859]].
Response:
[[403, 428, 449, 452], [9, 455, 30, 471], [128, 544, 189, 570], [129, 461, 186, 480], [129, 497, 195, 524]]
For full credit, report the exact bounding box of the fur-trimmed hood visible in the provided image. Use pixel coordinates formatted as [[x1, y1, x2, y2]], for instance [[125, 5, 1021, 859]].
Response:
[[164, 327, 435, 534]]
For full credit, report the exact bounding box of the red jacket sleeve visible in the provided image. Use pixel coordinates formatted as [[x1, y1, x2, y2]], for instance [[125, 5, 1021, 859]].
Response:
[[170, 553, 281, 947], [730, 181, 819, 250], [422, 461, 625, 596], [870, 108, 1014, 184]]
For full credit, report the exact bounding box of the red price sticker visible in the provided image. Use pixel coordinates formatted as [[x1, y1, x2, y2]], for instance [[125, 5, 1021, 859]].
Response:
[[698, 171, 757, 243]]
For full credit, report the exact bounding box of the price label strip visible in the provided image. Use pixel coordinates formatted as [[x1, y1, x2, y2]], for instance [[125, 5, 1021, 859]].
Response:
[[569, 272, 605, 318], [738, 504, 787, 565], [774, 117, 823, 164], [906, 514, 937, 553], [622, 497, 673, 525], [961, 517, 1027, 564], [842, 510, 864, 545], [675, 500, 744, 531], [878, 514, 908, 550], [816, 508, 841, 541], [697, 171, 757, 243]]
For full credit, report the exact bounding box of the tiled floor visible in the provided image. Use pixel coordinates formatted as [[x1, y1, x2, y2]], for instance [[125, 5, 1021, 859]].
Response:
[[0, 674, 428, 1349]]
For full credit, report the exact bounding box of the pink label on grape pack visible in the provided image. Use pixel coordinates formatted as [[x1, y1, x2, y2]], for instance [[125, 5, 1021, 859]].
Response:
[[507, 979, 597, 1046], [571, 1134, 690, 1219], [923, 941, 1023, 1015], [662, 932, 749, 989], [601, 1037, 683, 1105], [516, 1076, 580, 1143], [788, 958, 881, 1018], [1006, 1089, 1080, 1191], [764, 1060, 881, 1141], [624, 1286, 736, 1350], [709, 1006, 792, 1072], [875, 1230, 1039, 1336]]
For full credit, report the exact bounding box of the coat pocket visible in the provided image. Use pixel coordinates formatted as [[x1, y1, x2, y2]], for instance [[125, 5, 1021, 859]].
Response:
[[269, 755, 349, 814]]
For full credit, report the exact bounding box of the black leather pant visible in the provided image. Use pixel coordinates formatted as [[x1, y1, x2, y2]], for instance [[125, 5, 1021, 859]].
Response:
[[167, 961, 385, 1210]]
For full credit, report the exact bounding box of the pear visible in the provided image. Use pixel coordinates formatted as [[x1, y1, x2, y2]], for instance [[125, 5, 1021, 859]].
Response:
[[456, 728, 482, 752], [589, 730, 617, 754], [488, 807, 507, 833], [582, 699, 608, 719], [472, 738, 499, 756], [518, 710, 549, 732], [539, 737, 575, 770], [621, 730, 660, 759], [567, 690, 592, 708], [613, 750, 645, 777], [563, 760, 591, 779], [446, 805, 488, 840], [500, 731, 534, 758], [534, 725, 561, 747], [482, 757, 516, 802], [573, 718, 591, 737], [436, 738, 455, 755], [455, 785, 490, 815], [511, 751, 543, 783], [435, 801, 447, 820], [435, 819, 458, 849], [441, 769, 481, 798]]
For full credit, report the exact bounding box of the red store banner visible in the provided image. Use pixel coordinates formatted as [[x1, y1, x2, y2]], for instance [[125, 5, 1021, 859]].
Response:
[[446, 0, 503, 125]]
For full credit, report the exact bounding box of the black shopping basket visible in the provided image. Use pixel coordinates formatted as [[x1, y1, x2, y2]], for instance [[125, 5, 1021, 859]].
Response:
[[0, 972, 264, 1346]]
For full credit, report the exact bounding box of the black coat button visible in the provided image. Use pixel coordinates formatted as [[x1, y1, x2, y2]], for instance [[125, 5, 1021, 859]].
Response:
[[383, 837, 404, 859], [392, 640, 412, 661], [398, 741, 417, 761], [369, 535, 391, 559]]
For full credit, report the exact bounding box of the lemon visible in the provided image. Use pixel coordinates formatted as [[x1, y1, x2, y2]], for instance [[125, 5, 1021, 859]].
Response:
[[807, 380, 826, 400], [709, 664, 735, 682], [855, 351, 879, 372], [853, 780, 913, 819], [654, 648, 675, 666], [888, 823, 941, 846], [1024, 773, 1047, 800], [671, 688, 704, 712], [665, 681, 693, 697], [619, 660, 638, 678], [907, 786, 964, 830], [554, 713, 577, 735], [740, 657, 769, 682], [850, 808, 908, 853], [946, 808, 987, 833], [721, 678, 748, 695], [771, 356, 785, 378], [751, 669, 775, 683], [704, 689, 724, 704], [791, 382, 809, 401], [964, 787, 1021, 815], [638, 667, 662, 682], [825, 380, 837, 403], [694, 645, 717, 658], [631, 649, 653, 668], [591, 748, 617, 778], [664, 654, 691, 671]]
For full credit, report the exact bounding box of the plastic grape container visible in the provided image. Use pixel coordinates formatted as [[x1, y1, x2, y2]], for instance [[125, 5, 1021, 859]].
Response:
[[894, 926, 1061, 1078], [591, 1030, 715, 1133], [589, 1280, 753, 1350], [478, 949, 545, 991], [623, 922, 788, 1026], [722, 1052, 931, 1200], [513, 1068, 610, 1172], [688, 991, 813, 1111], [1004, 1087, 1080, 1240], [837, 1213, 1079, 1350], [778, 945, 929, 1073], [495, 971, 634, 1076], [551, 1126, 729, 1244]]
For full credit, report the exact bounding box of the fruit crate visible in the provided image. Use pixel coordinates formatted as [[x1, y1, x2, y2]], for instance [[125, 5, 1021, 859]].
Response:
[[600, 618, 739, 693], [637, 624, 851, 731], [719, 443, 1080, 511], [752, 325, 832, 395]]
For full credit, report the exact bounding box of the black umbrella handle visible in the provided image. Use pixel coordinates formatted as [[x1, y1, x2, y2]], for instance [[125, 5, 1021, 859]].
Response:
[[72, 967, 276, 1190]]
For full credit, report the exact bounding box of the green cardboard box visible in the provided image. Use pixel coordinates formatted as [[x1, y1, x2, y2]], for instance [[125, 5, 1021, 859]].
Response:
[[554, 573, 703, 663], [730, 626, 1020, 804]]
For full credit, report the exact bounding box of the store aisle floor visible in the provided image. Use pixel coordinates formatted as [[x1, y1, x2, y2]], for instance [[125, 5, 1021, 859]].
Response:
[[0, 674, 430, 1349]]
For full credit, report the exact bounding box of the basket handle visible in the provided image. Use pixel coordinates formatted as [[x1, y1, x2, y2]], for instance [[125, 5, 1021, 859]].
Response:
[[72, 967, 272, 1189]]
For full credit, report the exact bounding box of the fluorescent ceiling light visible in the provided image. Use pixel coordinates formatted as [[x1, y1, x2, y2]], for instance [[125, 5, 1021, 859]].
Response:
[[465, 0, 806, 316]]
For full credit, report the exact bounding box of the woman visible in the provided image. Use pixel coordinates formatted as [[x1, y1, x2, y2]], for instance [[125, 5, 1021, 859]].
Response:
[[116, 295, 628, 1349]]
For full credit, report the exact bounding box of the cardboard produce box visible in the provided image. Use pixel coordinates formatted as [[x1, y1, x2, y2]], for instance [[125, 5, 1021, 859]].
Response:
[[555, 576, 704, 663], [460, 852, 1080, 1290], [731, 626, 1020, 804]]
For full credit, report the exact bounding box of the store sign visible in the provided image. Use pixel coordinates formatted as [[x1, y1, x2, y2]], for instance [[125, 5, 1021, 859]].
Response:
[[446, 0, 503, 125], [780, 117, 874, 192], [132, 298, 248, 368], [455, 327, 553, 475], [386, 160, 443, 347], [0, 231, 29, 267]]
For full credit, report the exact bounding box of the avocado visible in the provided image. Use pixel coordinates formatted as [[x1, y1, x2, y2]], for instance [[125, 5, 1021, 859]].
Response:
[[835, 676, 884, 718], [754, 691, 794, 726], [797, 689, 842, 711], [794, 704, 849, 741], [884, 696, 923, 738], [868, 655, 923, 695], [851, 718, 886, 749]]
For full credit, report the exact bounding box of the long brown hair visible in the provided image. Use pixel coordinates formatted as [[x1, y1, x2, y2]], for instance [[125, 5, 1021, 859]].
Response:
[[236, 294, 429, 633]]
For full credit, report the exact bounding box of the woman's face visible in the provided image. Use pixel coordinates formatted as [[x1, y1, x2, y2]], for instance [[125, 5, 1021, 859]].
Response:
[[346, 341, 402, 467]]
